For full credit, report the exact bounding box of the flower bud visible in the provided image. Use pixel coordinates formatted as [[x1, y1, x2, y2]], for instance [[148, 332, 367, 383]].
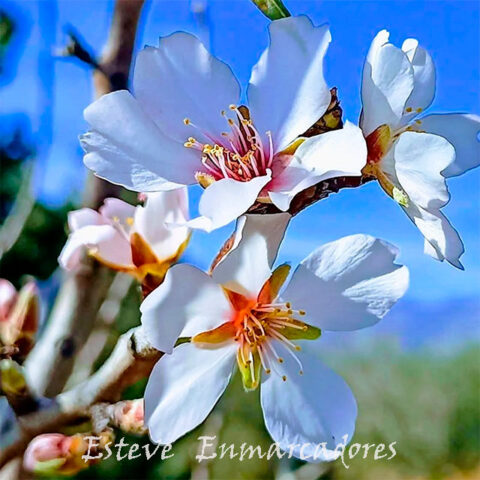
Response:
[[0, 359, 27, 396], [114, 399, 146, 435], [0, 281, 39, 360], [23, 432, 106, 476]]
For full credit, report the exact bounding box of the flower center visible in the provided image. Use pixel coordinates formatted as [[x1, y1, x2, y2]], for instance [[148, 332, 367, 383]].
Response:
[[234, 300, 309, 384], [363, 124, 410, 207], [183, 105, 273, 183], [193, 295, 320, 391]]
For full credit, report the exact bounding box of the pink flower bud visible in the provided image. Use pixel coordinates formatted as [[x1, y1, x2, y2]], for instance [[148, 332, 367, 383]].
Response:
[[115, 399, 146, 435], [23, 434, 72, 473]]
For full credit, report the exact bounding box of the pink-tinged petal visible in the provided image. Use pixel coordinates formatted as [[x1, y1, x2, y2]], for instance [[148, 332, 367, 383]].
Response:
[[141, 264, 231, 354], [82, 90, 199, 190], [361, 30, 414, 135], [0, 279, 17, 322], [188, 173, 272, 232], [282, 234, 409, 331], [58, 225, 132, 271], [212, 213, 291, 297], [392, 131, 454, 210], [403, 203, 464, 269], [134, 33, 240, 143], [67, 208, 107, 231], [134, 189, 190, 261], [269, 122, 367, 211], [261, 350, 357, 461], [419, 114, 480, 177], [248, 16, 332, 152], [145, 342, 236, 445], [99, 198, 136, 225], [401, 38, 436, 119]]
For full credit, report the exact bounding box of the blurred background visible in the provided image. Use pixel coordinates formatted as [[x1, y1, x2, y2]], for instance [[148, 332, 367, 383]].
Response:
[[0, 0, 479, 479]]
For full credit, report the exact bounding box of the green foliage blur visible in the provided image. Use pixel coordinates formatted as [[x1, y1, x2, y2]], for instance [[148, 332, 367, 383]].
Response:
[[66, 343, 479, 480]]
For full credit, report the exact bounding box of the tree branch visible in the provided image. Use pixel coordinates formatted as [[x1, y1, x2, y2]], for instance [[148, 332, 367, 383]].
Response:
[[24, 0, 145, 398], [0, 327, 160, 469]]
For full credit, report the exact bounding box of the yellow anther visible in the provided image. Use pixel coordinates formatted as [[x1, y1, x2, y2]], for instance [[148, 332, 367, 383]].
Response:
[[295, 345, 302, 351], [405, 107, 413, 113], [112, 216, 120, 222], [299, 370, 304, 376], [282, 375, 287, 382], [229, 104, 237, 110], [227, 118, 234, 125], [285, 302, 291, 308], [188, 137, 196, 143], [265, 369, 271, 374], [299, 310, 306, 316], [416, 107, 423, 113], [278, 357, 284, 364], [126, 217, 134, 226], [221, 110, 226, 116], [287, 310, 293, 315], [415, 119, 422, 125], [184, 141, 193, 148], [183, 118, 191, 125]]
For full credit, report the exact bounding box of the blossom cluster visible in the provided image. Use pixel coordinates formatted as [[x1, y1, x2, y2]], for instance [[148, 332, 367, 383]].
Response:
[[20, 13, 479, 474]]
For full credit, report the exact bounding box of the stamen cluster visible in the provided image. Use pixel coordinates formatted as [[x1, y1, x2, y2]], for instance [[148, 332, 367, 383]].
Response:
[[183, 105, 274, 182]]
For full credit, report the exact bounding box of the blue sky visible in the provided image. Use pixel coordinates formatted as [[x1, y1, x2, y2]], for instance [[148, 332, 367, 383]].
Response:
[[1, 0, 479, 314]]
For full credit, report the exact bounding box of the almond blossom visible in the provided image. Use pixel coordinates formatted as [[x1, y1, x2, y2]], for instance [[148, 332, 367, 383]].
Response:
[[81, 16, 367, 232], [361, 30, 480, 268], [141, 215, 409, 459], [59, 189, 189, 288]]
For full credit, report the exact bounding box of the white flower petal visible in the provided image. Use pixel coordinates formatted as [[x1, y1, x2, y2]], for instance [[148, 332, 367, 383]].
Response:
[[261, 350, 357, 461], [392, 131, 454, 210], [361, 30, 414, 135], [0, 279, 17, 321], [99, 198, 136, 224], [403, 203, 464, 269], [401, 38, 436, 117], [282, 234, 409, 331], [145, 342, 236, 445], [188, 173, 272, 232], [58, 225, 133, 270], [269, 122, 367, 211], [248, 16, 332, 152], [82, 90, 199, 190], [212, 213, 291, 297], [133, 33, 241, 142], [419, 113, 480, 177], [134, 189, 190, 260], [67, 208, 107, 231], [141, 264, 231, 354]]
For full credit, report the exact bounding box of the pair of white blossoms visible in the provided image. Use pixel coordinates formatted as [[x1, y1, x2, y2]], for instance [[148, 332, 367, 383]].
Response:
[[82, 16, 479, 268], [76, 15, 479, 460]]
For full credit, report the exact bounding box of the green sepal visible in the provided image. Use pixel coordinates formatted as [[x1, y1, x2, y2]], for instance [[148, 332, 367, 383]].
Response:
[[251, 0, 290, 20], [33, 458, 67, 476]]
